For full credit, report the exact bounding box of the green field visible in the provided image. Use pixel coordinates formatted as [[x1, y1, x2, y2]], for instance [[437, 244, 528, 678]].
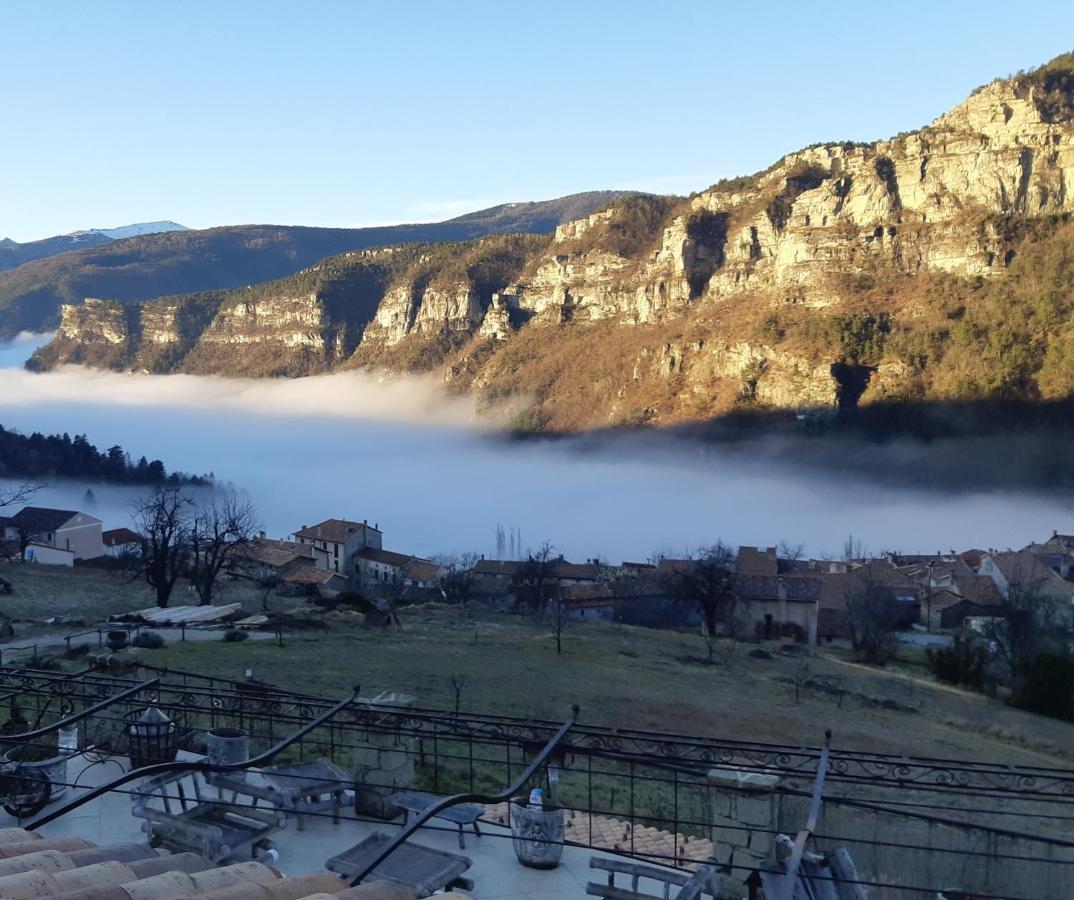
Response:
[[134, 604, 1074, 767], [3, 563, 1072, 767]]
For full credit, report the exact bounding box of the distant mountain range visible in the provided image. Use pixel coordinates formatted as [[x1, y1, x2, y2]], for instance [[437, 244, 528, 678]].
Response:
[[0, 192, 632, 336], [0, 221, 189, 272]]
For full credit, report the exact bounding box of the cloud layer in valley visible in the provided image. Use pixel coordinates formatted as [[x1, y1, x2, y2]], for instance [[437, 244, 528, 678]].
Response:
[[0, 337, 1070, 562]]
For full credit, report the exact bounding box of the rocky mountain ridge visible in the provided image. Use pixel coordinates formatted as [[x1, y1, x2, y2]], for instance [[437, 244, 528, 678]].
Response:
[[31, 54, 1074, 429], [0, 192, 630, 337], [0, 221, 189, 272]]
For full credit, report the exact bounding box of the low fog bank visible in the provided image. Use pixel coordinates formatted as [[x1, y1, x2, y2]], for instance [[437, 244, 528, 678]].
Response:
[[0, 364, 487, 427], [0, 337, 1068, 561]]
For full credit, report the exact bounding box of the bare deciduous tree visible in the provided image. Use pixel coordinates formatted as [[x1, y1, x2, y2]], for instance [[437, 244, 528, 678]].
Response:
[[0, 481, 42, 513], [188, 494, 259, 606], [0, 482, 43, 562], [841, 567, 900, 664], [662, 542, 737, 653], [133, 487, 193, 608], [548, 591, 569, 656], [513, 541, 559, 615], [435, 552, 480, 606], [980, 576, 1066, 691]]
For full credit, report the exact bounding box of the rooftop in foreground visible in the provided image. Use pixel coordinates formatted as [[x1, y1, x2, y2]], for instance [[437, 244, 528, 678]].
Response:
[[0, 664, 1069, 899]]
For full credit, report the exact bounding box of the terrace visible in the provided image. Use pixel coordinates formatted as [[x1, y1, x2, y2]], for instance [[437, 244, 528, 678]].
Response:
[[0, 665, 1070, 898]]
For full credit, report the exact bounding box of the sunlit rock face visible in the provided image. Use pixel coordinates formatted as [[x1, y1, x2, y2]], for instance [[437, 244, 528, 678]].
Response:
[[34, 63, 1074, 425]]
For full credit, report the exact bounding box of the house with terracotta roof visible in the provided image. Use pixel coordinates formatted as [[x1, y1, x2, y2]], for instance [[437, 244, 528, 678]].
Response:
[[279, 566, 348, 595], [979, 550, 1074, 604], [102, 527, 141, 558], [355, 547, 443, 590], [228, 537, 317, 582], [292, 518, 382, 576], [1023, 541, 1074, 580], [1045, 531, 1074, 553], [922, 575, 1004, 629]]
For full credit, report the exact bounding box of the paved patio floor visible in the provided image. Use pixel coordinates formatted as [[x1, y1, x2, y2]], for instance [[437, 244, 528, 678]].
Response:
[[2, 753, 690, 900]]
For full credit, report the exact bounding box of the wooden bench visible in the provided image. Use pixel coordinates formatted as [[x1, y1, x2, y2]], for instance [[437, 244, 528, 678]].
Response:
[[586, 857, 720, 900], [132, 769, 284, 863], [326, 832, 473, 898]]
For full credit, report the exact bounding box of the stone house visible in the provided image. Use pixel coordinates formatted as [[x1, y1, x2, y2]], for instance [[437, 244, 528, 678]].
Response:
[[293, 518, 382, 576], [921, 584, 1003, 630], [355, 547, 442, 590], [279, 566, 348, 596], [736, 573, 821, 644], [228, 537, 317, 582]]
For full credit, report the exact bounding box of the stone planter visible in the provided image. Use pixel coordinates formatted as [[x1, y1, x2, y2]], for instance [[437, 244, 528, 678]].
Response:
[[509, 799, 565, 869], [0, 747, 68, 813]]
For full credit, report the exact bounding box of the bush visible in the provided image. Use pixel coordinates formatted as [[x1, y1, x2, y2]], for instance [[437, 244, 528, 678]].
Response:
[[63, 643, 91, 659], [1010, 653, 1074, 721], [927, 635, 987, 690], [131, 631, 166, 649], [33, 655, 63, 672], [222, 629, 249, 643]]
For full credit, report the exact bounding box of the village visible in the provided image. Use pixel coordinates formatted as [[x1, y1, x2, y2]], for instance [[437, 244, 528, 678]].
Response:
[[2, 499, 1073, 656], [1, 500, 1074, 898]]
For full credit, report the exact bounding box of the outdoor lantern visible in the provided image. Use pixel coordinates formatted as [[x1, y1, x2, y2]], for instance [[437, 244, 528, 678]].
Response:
[[126, 705, 179, 770]]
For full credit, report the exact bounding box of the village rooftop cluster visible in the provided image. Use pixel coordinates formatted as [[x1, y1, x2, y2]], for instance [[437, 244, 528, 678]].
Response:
[[2, 502, 1073, 646]]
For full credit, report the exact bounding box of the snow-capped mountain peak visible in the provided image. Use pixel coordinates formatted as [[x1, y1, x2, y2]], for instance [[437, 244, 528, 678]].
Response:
[[74, 221, 190, 241]]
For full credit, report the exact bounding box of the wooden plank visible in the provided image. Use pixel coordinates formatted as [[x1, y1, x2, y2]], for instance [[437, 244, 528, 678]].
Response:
[[585, 883, 660, 900], [589, 857, 691, 886], [826, 848, 867, 900]]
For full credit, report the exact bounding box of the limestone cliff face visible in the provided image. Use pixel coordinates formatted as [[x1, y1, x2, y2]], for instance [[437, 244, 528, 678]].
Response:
[[31, 56, 1074, 428], [488, 76, 1074, 331]]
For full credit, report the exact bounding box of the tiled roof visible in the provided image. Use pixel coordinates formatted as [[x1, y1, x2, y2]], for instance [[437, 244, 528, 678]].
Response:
[[985, 551, 1071, 597], [10, 507, 83, 532], [952, 574, 1004, 606], [471, 558, 602, 580], [231, 538, 314, 568], [102, 527, 140, 547], [401, 558, 442, 581], [736, 574, 822, 603], [293, 519, 377, 543], [357, 547, 416, 568], [281, 567, 342, 586], [472, 559, 523, 577]]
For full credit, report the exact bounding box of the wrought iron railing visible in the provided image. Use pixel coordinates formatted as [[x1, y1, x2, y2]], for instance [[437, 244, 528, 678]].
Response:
[[0, 665, 1072, 898]]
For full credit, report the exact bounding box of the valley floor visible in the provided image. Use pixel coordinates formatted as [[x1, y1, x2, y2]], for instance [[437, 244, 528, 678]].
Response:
[[4, 563, 1072, 766], [114, 605, 1074, 766]]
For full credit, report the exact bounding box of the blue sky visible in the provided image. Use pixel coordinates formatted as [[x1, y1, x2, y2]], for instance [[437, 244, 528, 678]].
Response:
[[2, 1, 1073, 242]]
